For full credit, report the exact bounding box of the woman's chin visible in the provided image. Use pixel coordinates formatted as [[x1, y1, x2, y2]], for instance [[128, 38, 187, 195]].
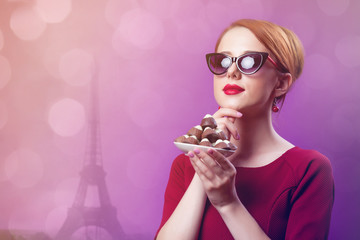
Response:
[[219, 103, 244, 111]]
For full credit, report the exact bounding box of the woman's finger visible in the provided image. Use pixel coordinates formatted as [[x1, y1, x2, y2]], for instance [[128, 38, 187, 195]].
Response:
[[194, 148, 220, 167], [206, 148, 236, 174], [189, 150, 215, 180], [213, 108, 242, 140], [216, 117, 240, 140], [213, 107, 242, 119], [193, 148, 227, 177], [226, 116, 236, 123]]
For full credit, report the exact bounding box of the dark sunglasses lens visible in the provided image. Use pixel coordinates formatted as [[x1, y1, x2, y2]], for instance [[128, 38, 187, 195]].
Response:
[[208, 54, 231, 74], [238, 53, 263, 74]]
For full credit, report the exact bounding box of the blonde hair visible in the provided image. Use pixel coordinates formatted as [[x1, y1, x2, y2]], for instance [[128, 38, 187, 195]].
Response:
[[215, 19, 304, 100]]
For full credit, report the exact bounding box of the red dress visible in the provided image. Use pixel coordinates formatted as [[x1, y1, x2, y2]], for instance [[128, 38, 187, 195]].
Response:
[[156, 147, 334, 240]]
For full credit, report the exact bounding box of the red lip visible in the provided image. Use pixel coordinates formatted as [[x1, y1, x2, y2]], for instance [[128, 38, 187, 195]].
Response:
[[223, 84, 244, 95]]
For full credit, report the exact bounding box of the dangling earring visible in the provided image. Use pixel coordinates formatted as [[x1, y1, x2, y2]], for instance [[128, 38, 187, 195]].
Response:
[[272, 98, 279, 112]]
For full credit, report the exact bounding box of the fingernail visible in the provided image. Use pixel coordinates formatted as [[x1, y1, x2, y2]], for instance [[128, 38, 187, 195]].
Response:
[[236, 133, 240, 140], [237, 112, 243, 117], [188, 152, 194, 158], [208, 148, 214, 154], [194, 148, 200, 154]]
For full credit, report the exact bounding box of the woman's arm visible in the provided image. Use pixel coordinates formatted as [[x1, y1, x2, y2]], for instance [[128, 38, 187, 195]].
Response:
[[285, 152, 334, 239], [156, 172, 207, 240], [190, 148, 270, 240], [217, 200, 270, 240]]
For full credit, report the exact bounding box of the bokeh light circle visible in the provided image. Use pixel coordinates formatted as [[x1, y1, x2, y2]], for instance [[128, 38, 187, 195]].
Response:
[[5, 148, 44, 188], [45, 206, 68, 237], [104, 0, 139, 27], [117, 8, 164, 50], [112, 29, 146, 59], [36, 0, 72, 23], [0, 29, 4, 50], [127, 89, 164, 127], [59, 48, 94, 86], [335, 35, 360, 68], [10, 6, 47, 41], [316, 0, 349, 16], [142, 0, 180, 19], [0, 55, 12, 90], [0, 100, 8, 129], [303, 54, 334, 89], [48, 98, 86, 137]]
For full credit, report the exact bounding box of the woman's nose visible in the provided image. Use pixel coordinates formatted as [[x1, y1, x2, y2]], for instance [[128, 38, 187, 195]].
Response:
[[226, 62, 242, 80]]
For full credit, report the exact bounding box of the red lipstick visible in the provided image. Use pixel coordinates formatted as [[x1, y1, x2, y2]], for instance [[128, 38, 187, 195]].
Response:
[[223, 84, 244, 95]]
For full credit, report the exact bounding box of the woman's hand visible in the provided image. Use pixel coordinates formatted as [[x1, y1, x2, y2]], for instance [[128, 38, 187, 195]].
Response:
[[212, 108, 242, 140], [188, 147, 239, 209], [188, 148, 271, 240]]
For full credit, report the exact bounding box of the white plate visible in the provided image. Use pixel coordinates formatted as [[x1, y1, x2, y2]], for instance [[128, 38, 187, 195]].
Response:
[[174, 142, 235, 157]]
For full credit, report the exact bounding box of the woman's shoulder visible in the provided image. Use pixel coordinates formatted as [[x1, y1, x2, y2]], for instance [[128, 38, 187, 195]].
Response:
[[172, 153, 190, 165], [170, 154, 192, 172], [168, 154, 195, 185], [285, 146, 333, 181], [287, 147, 331, 165]]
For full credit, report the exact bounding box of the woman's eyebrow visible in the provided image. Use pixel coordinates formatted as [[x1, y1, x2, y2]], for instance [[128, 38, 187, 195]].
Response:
[[219, 50, 259, 55]]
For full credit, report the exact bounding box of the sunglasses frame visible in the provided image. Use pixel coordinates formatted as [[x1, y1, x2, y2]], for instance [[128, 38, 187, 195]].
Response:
[[206, 52, 287, 75]]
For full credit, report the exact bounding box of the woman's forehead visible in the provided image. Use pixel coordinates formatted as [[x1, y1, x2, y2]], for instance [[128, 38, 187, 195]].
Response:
[[217, 27, 267, 55]]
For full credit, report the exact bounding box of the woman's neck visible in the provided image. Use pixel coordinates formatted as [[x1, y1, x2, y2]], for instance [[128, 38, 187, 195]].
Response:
[[228, 111, 293, 167]]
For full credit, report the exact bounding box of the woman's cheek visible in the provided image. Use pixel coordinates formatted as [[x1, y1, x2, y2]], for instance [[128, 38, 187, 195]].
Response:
[[213, 81, 224, 104], [213, 90, 224, 107]]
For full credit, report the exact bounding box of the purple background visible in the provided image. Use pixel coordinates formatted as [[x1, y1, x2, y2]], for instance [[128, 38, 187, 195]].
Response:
[[0, 0, 359, 239]]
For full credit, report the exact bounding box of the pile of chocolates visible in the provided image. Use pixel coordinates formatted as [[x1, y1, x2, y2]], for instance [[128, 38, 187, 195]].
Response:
[[174, 114, 237, 152]]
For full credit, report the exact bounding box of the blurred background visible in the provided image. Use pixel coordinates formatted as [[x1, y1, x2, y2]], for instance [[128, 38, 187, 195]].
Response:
[[0, 0, 359, 239]]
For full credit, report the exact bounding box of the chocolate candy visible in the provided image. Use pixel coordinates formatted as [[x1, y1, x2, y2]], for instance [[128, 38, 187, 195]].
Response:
[[202, 127, 220, 143], [187, 125, 203, 141], [199, 138, 212, 147], [200, 114, 217, 129], [174, 113, 237, 156], [216, 128, 227, 140], [174, 135, 188, 143], [183, 135, 199, 145], [213, 139, 229, 149], [224, 140, 237, 150]]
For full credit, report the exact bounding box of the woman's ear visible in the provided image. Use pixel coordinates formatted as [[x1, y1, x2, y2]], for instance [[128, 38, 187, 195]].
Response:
[[274, 73, 293, 98]]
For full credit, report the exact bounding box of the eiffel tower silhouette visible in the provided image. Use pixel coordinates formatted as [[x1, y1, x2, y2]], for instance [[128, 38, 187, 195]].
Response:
[[55, 71, 126, 240]]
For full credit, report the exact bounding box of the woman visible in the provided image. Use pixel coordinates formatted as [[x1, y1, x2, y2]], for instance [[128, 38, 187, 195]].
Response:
[[156, 19, 334, 240]]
